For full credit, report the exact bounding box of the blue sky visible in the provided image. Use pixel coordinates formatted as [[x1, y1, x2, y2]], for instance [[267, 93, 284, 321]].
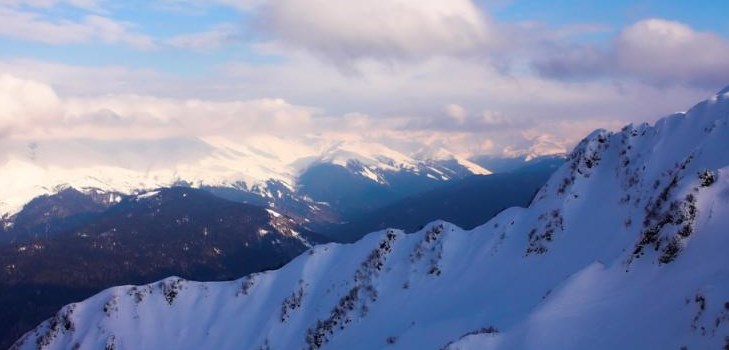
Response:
[[1, 0, 728, 159]]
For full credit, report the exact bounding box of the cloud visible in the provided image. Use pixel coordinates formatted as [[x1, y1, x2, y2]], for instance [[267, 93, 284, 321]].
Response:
[[2, 48, 714, 152], [0, 22, 719, 161], [0, 74, 62, 136], [445, 104, 467, 124], [534, 18, 729, 88], [0, 59, 180, 98], [256, 0, 491, 64], [0, 5, 154, 49], [166, 24, 242, 50], [532, 44, 610, 81], [0, 1, 727, 195], [615, 18, 729, 87], [0, 73, 317, 142], [56, 95, 317, 141], [158, 0, 264, 12], [0, 73, 546, 160]]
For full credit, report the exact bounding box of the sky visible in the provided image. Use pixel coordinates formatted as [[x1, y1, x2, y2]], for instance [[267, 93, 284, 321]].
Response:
[[1, 0, 729, 165]]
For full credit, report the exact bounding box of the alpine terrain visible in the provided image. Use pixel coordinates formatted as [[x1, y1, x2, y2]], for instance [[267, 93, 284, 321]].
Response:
[[0, 187, 327, 347], [0, 152, 555, 347], [12, 88, 729, 349]]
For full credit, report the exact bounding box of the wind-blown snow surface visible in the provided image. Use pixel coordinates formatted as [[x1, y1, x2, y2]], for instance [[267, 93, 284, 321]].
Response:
[[13, 89, 729, 349]]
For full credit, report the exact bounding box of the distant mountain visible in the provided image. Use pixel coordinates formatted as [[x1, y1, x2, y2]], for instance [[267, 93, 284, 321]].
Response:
[[0, 139, 490, 220], [293, 154, 496, 222], [296, 159, 484, 219], [15, 88, 729, 349], [325, 158, 564, 242], [0, 187, 326, 349], [0, 187, 123, 244], [470, 154, 565, 173], [199, 180, 341, 231], [0, 143, 497, 244]]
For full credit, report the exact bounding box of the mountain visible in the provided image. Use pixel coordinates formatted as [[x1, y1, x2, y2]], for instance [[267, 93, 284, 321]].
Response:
[[0, 187, 123, 244], [198, 180, 341, 231], [0, 187, 327, 349], [0, 141, 495, 240], [296, 160, 467, 220], [325, 157, 564, 242], [0, 153, 539, 244], [470, 154, 565, 173], [0, 138, 490, 221], [13, 90, 729, 349]]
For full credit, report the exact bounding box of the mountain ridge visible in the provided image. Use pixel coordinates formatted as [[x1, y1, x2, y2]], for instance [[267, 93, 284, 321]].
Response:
[[0, 186, 328, 348]]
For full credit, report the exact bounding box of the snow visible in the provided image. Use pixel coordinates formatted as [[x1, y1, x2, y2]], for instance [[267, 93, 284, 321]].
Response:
[[266, 209, 282, 218], [135, 191, 160, 200], [414, 146, 478, 164], [453, 156, 491, 175], [415, 147, 491, 175], [319, 141, 420, 173], [12, 89, 729, 350], [358, 166, 384, 184]]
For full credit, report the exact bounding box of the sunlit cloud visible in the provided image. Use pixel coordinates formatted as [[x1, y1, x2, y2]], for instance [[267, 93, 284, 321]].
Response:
[[0, 0, 726, 173]]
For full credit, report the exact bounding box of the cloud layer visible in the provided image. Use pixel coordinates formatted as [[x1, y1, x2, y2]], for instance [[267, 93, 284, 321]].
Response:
[[0, 1, 727, 176]]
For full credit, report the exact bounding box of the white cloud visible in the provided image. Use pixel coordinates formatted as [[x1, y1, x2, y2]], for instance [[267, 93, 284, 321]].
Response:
[[0, 74, 62, 136], [158, 0, 264, 12], [0, 6, 154, 49], [2, 40, 716, 156], [534, 18, 729, 88], [615, 18, 729, 87], [445, 104, 467, 124], [0, 67, 715, 163], [207, 0, 265, 11], [257, 0, 491, 64], [56, 95, 317, 141]]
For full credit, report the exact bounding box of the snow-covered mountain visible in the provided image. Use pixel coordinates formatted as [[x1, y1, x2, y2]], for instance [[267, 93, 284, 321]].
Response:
[[13, 88, 729, 350], [325, 157, 563, 242], [0, 137, 491, 219], [0, 186, 329, 347]]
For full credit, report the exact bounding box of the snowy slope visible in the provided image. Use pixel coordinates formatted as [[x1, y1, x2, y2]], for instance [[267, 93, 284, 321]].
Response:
[[12, 88, 729, 350]]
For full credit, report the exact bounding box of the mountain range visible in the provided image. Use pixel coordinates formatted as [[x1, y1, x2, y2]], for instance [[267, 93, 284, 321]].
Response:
[[0, 154, 560, 348], [0, 187, 326, 347], [0, 138, 495, 219], [11, 88, 729, 349], [323, 156, 563, 242]]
